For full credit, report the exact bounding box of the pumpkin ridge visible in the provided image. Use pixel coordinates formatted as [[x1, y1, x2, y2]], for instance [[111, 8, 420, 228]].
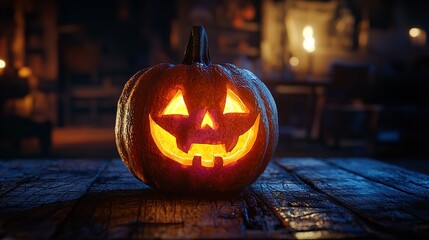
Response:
[[121, 64, 173, 183], [249, 72, 279, 177], [116, 69, 147, 170]]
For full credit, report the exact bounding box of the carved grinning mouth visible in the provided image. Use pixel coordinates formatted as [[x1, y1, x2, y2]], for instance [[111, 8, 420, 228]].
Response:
[[149, 114, 260, 167]]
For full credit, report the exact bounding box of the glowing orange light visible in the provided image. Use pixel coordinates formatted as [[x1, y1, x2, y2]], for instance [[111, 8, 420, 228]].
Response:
[[201, 111, 215, 129], [18, 66, 32, 78], [223, 88, 249, 114], [162, 90, 189, 116], [151, 88, 258, 167], [149, 114, 260, 167]]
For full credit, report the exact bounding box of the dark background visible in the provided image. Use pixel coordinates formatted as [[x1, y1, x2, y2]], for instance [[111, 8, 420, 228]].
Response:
[[1, 0, 429, 173]]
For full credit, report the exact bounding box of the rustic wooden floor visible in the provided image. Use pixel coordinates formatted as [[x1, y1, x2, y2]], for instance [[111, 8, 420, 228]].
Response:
[[1, 158, 429, 239]]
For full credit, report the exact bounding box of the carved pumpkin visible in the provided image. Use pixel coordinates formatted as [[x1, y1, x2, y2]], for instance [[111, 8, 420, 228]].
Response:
[[115, 26, 278, 193]]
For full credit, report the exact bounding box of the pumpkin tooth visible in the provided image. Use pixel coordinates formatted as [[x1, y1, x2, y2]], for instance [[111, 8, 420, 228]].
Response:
[[192, 155, 202, 167], [177, 138, 192, 153], [214, 156, 223, 168], [224, 135, 239, 153]]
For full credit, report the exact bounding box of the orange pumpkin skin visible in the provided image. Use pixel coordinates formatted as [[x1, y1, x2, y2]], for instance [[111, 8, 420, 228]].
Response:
[[115, 26, 278, 193]]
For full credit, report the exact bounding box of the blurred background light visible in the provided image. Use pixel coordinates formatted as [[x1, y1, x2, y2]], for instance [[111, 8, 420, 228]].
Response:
[[289, 56, 299, 67]]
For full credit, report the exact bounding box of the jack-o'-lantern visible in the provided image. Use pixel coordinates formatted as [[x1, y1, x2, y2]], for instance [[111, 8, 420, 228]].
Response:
[[115, 26, 278, 193]]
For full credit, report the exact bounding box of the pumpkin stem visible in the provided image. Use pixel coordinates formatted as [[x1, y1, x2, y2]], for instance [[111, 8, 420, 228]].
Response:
[[182, 26, 211, 65]]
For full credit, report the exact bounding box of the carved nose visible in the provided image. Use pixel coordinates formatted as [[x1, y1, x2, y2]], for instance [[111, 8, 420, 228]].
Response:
[[200, 111, 215, 129]]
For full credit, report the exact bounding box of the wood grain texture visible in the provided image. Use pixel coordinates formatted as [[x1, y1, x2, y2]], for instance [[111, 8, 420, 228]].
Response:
[[325, 158, 429, 200], [240, 189, 288, 239], [55, 160, 284, 239], [276, 158, 429, 238], [52, 159, 148, 239], [0, 159, 52, 196], [1, 158, 429, 239], [252, 163, 370, 239], [0, 159, 107, 239], [0, 159, 107, 212]]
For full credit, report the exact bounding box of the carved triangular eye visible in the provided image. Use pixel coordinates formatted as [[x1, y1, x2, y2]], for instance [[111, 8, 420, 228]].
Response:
[[162, 90, 189, 116], [223, 88, 249, 114]]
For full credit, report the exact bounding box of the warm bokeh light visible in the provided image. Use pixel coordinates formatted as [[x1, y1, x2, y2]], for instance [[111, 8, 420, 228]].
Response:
[[149, 114, 260, 167], [289, 56, 299, 67], [302, 25, 316, 53], [0, 59, 6, 69], [303, 38, 316, 52], [409, 27, 421, 38], [18, 66, 32, 78], [302, 26, 314, 38], [408, 27, 426, 47], [295, 231, 323, 239]]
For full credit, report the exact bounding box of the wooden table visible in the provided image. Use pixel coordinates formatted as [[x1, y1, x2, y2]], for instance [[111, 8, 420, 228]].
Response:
[[1, 158, 429, 239]]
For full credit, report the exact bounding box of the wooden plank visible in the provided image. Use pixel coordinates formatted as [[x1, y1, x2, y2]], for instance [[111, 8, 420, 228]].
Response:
[[276, 158, 429, 237], [325, 158, 429, 200], [57, 188, 247, 238], [53, 159, 149, 239], [89, 159, 147, 192], [0, 159, 107, 240], [241, 189, 288, 239], [136, 194, 245, 239], [251, 163, 370, 239], [0, 159, 107, 211], [55, 159, 286, 239], [0, 159, 53, 196], [4, 158, 428, 239]]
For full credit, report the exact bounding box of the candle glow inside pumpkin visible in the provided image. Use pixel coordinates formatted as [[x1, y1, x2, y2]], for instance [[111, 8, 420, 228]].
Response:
[[149, 88, 260, 168]]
